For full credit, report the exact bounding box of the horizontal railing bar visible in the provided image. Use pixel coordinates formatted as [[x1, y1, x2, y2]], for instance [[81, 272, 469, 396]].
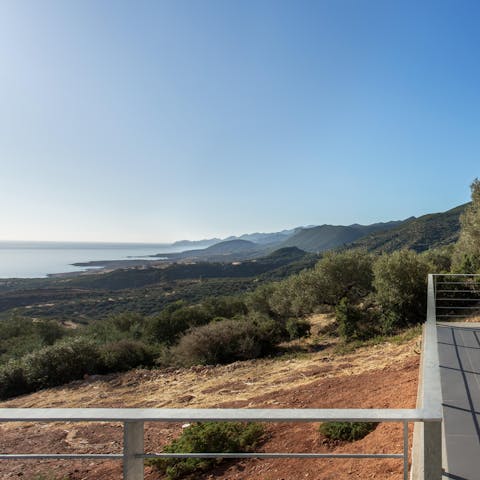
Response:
[[433, 274, 480, 276], [0, 454, 123, 460], [436, 290, 480, 293], [436, 314, 478, 318], [436, 306, 480, 309], [0, 452, 404, 461], [0, 407, 437, 422], [141, 452, 403, 459], [436, 298, 480, 302]]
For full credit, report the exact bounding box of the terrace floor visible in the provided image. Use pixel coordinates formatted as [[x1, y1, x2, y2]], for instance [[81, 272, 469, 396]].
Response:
[[438, 322, 480, 480]]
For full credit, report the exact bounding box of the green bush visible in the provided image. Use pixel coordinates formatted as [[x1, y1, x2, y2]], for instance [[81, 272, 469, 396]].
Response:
[[108, 312, 144, 333], [287, 269, 326, 317], [150, 422, 264, 479], [319, 421, 376, 441], [145, 311, 190, 345], [100, 339, 155, 372], [336, 298, 362, 341], [202, 296, 248, 319], [373, 250, 431, 326], [171, 315, 281, 366], [0, 359, 29, 399], [246, 283, 277, 316], [22, 337, 101, 389], [315, 250, 374, 304], [453, 178, 480, 272], [285, 318, 311, 340], [0, 337, 102, 399], [421, 246, 453, 273], [34, 320, 66, 345]]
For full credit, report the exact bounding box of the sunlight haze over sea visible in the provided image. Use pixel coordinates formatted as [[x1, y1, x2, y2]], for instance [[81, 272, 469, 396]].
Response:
[[0, 242, 188, 278]]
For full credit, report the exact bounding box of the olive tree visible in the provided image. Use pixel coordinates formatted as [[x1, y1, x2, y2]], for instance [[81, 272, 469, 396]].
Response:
[[453, 178, 480, 273]]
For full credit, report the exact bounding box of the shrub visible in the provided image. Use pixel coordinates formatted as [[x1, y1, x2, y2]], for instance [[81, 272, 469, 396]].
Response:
[[34, 320, 66, 345], [453, 178, 480, 272], [145, 311, 190, 345], [373, 250, 431, 326], [100, 339, 155, 372], [285, 318, 311, 340], [246, 283, 277, 316], [171, 306, 212, 328], [319, 421, 376, 441], [335, 298, 378, 341], [171, 315, 281, 366], [23, 337, 101, 389], [145, 303, 216, 346], [287, 269, 326, 317], [315, 250, 374, 304], [150, 422, 264, 479], [267, 265, 336, 320], [202, 296, 248, 318], [0, 337, 102, 399], [0, 359, 29, 399], [421, 246, 453, 273]]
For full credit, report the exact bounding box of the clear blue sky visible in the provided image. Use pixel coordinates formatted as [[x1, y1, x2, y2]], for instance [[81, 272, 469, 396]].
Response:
[[0, 0, 479, 242]]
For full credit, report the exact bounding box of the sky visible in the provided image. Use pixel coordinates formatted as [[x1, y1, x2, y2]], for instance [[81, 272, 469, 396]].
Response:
[[0, 0, 479, 243]]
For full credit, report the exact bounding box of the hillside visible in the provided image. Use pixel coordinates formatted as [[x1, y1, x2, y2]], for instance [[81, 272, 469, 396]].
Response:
[[153, 239, 267, 262], [279, 220, 405, 253], [225, 228, 299, 245], [0, 317, 419, 480], [345, 204, 467, 253], [65, 246, 309, 291], [0, 247, 314, 322]]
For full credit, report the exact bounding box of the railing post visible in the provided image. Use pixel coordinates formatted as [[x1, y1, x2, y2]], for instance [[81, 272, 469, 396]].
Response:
[[423, 420, 442, 479], [123, 421, 144, 480]]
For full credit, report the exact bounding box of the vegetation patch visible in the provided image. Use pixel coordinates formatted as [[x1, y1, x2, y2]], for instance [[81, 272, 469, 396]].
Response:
[[171, 315, 282, 367], [319, 421, 377, 442], [149, 422, 264, 479]]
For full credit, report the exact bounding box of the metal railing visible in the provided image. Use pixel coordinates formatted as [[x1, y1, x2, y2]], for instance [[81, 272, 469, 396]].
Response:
[[433, 273, 480, 320], [0, 274, 445, 480]]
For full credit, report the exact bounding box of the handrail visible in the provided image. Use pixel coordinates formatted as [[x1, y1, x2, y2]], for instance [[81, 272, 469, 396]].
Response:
[[422, 275, 443, 419], [409, 275, 443, 480], [0, 407, 431, 422]]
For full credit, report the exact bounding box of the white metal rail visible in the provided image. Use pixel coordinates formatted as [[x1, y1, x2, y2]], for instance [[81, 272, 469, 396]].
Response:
[[0, 275, 445, 480]]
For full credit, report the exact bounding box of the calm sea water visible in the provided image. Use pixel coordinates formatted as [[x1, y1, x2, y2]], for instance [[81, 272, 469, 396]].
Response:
[[0, 242, 189, 279]]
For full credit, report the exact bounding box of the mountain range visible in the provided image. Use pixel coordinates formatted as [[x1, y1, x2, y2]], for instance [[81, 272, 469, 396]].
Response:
[[155, 203, 467, 262]]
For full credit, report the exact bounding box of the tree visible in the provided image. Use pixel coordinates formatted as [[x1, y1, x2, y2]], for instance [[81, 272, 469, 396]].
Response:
[[314, 250, 374, 304], [453, 178, 480, 272], [373, 250, 431, 326]]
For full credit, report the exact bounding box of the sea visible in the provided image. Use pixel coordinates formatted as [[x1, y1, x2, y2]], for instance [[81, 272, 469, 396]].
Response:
[[0, 241, 190, 279]]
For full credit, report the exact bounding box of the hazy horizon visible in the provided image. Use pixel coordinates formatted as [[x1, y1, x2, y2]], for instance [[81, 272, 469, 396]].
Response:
[[0, 199, 464, 245], [1, 1, 478, 243]]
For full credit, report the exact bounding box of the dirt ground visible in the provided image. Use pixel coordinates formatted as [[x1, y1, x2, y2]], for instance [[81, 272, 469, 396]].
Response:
[[0, 318, 420, 480]]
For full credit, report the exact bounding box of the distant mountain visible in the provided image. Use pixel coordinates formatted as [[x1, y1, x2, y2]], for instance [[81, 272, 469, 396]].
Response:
[[345, 204, 467, 253], [200, 239, 260, 255], [171, 238, 221, 248], [279, 220, 405, 253], [225, 229, 299, 245], [163, 204, 466, 261], [154, 239, 267, 262], [264, 246, 306, 261]]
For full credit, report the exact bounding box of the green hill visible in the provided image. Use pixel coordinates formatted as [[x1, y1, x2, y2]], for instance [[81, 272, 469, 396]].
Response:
[[279, 221, 404, 253], [345, 204, 467, 253]]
